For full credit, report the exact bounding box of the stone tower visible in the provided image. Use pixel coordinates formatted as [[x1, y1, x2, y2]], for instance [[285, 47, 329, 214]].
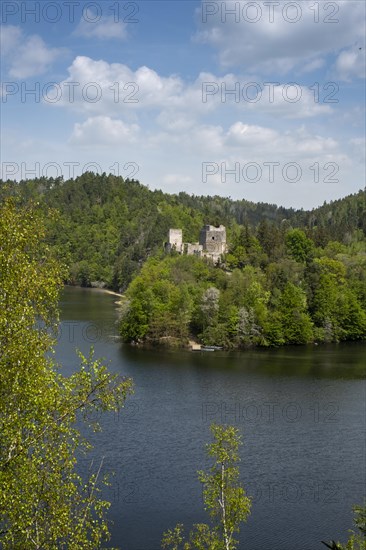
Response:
[[165, 228, 183, 253], [199, 225, 226, 260], [165, 225, 226, 263]]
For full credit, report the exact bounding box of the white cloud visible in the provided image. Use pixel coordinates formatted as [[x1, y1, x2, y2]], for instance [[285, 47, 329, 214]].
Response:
[[226, 123, 337, 158], [200, 73, 333, 118], [3, 116, 362, 209], [144, 121, 340, 165], [163, 174, 194, 185], [53, 57, 332, 123], [1, 25, 65, 79], [53, 59, 239, 117], [156, 111, 196, 131], [335, 48, 366, 81], [298, 58, 325, 74], [350, 137, 366, 163], [0, 25, 22, 56], [54, 56, 184, 114], [195, 0, 365, 76], [10, 36, 65, 79], [226, 122, 278, 145], [2, 5, 364, 210], [66, 112, 342, 165], [241, 82, 332, 118], [74, 9, 127, 40], [69, 116, 140, 147]]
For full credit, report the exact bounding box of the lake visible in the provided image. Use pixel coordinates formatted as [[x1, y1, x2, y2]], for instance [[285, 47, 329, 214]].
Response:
[[56, 286, 366, 550]]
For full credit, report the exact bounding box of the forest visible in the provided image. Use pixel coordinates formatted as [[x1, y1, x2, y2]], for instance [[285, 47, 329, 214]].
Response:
[[1, 173, 365, 348], [1, 178, 365, 550]]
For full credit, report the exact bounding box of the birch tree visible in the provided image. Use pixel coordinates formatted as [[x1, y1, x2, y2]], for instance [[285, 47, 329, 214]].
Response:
[[0, 199, 133, 549], [162, 424, 251, 550]]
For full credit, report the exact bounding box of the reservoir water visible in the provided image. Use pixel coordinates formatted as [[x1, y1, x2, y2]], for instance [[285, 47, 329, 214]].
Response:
[[57, 286, 366, 550]]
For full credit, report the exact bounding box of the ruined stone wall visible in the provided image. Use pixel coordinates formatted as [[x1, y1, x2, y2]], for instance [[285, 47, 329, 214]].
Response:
[[166, 228, 183, 253], [186, 243, 203, 256], [166, 225, 226, 263], [199, 225, 226, 255]]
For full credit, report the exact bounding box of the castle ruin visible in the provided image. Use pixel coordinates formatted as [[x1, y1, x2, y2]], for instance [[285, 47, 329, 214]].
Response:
[[165, 229, 184, 254], [165, 225, 227, 263]]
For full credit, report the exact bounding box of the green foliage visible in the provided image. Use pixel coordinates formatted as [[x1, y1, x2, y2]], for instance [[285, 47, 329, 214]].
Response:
[[278, 283, 314, 344], [0, 199, 133, 548], [226, 224, 265, 269], [297, 188, 366, 244], [161, 425, 251, 550], [322, 503, 366, 550], [119, 237, 366, 348], [257, 219, 284, 261], [1, 176, 365, 349], [310, 258, 366, 342], [285, 228, 314, 263], [120, 255, 204, 346], [5, 176, 364, 293], [3, 174, 293, 291]]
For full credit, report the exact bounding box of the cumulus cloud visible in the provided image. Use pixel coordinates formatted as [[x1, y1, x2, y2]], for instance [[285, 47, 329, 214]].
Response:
[[10, 36, 65, 79], [0, 25, 22, 56], [350, 137, 366, 163], [144, 120, 340, 164], [163, 174, 194, 185], [54, 56, 183, 114], [195, 0, 365, 75], [74, 9, 127, 40], [169, 122, 348, 206], [2, 3, 364, 209], [69, 116, 140, 146], [1, 25, 66, 79], [215, 122, 337, 159], [1, 25, 65, 79], [213, 79, 333, 118], [298, 58, 325, 74], [156, 111, 196, 131], [226, 122, 278, 145], [54, 58, 226, 116], [335, 47, 366, 81], [53, 57, 332, 122]]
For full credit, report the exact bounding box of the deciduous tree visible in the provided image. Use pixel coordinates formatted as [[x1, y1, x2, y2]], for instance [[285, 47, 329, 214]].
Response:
[[162, 424, 252, 550], [0, 199, 133, 549]]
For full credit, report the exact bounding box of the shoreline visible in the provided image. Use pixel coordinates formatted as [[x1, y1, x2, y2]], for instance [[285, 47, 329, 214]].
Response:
[[97, 288, 124, 298], [64, 284, 124, 298], [124, 338, 366, 353]]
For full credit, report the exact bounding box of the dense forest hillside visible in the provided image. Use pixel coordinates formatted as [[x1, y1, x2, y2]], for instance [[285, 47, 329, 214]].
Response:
[[1, 174, 365, 295], [1, 174, 365, 348], [291, 191, 366, 244]]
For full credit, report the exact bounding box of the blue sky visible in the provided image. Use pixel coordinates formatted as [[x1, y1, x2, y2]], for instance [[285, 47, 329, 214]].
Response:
[[1, 0, 365, 208]]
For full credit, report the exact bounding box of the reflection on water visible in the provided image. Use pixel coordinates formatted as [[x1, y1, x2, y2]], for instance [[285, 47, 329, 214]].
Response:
[[57, 286, 366, 550]]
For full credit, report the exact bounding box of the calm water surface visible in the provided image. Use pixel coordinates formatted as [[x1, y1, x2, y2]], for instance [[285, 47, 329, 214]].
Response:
[[56, 286, 366, 550]]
